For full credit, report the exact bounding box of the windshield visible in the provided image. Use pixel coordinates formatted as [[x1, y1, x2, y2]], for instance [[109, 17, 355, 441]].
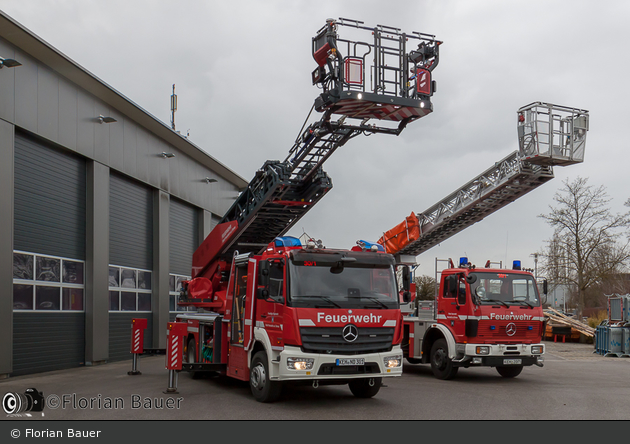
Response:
[[287, 260, 399, 309], [469, 272, 541, 307]]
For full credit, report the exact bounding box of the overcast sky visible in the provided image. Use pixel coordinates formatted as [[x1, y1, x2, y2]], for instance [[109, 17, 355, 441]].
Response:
[[2, 1, 629, 278]]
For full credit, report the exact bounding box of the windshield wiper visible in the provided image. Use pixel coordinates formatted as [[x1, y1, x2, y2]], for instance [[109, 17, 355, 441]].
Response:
[[514, 300, 534, 308], [485, 299, 509, 307], [309, 296, 342, 308], [361, 297, 389, 309]]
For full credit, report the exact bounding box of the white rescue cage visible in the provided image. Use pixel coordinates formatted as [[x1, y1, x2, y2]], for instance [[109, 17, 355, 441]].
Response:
[[517, 102, 589, 167]]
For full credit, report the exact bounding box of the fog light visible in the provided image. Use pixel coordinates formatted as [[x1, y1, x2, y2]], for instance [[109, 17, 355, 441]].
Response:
[[531, 345, 544, 355], [472, 357, 482, 364], [475, 346, 490, 355], [287, 357, 314, 370], [384, 355, 402, 368]]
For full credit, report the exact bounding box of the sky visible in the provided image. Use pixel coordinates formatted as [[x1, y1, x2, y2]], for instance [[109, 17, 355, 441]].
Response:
[[1, 0, 629, 278]]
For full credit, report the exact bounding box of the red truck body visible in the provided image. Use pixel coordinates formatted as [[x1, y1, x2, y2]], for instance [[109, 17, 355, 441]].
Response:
[[402, 259, 545, 379], [176, 234, 409, 401]]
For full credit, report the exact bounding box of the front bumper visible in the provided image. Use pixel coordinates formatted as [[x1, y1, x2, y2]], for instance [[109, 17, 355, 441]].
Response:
[[271, 345, 404, 381], [453, 343, 545, 368]]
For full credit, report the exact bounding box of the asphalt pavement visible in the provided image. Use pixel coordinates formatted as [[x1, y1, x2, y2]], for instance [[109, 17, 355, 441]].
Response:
[[0, 339, 623, 421]]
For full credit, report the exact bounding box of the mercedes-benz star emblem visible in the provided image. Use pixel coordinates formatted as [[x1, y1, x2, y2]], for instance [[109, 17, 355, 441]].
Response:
[[342, 324, 359, 343], [506, 322, 517, 336]]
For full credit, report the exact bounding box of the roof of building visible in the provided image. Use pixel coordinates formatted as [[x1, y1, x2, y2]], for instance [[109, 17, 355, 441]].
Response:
[[0, 10, 248, 190]]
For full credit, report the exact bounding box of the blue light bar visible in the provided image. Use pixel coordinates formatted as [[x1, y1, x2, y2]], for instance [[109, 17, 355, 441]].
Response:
[[459, 257, 468, 267], [357, 240, 385, 252], [513, 260, 522, 270], [274, 236, 302, 248]]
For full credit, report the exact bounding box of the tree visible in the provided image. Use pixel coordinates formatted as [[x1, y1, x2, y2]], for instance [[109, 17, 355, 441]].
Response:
[[414, 275, 436, 301], [538, 177, 630, 319]]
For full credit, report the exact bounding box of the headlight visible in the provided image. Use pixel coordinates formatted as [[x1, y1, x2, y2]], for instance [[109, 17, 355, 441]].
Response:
[[384, 355, 402, 368], [531, 345, 544, 355], [475, 346, 490, 355], [287, 357, 314, 370]]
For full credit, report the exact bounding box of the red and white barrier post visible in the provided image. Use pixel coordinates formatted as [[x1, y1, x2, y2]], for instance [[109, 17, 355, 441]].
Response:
[[128, 318, 148, 376], [164, 322, 187, 393]]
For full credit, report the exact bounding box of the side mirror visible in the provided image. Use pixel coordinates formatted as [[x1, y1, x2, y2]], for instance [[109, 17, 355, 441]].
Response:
[[542, 279, 548, 295], [257, 288, 269, 300], [466, 273, 478, 284], [402, 265, 411, 292], [259, 260, 269, 286], [402, 290, 411, 304]]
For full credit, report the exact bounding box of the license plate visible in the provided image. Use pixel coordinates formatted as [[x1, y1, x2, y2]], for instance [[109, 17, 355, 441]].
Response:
[[503, 358, 522, 365], [336, 358, 364, 366]]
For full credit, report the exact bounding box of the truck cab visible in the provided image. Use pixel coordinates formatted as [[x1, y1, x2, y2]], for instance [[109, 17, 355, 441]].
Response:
[[403, 258, 545, 379], [178, 236, 410, 402]]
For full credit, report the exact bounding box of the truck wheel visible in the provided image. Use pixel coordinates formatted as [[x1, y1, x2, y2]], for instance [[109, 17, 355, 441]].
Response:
[[186, 338, 201, 379], [250, 351, 282, 403], [430, 338, 458, 380], [348, 377, 382, 398], [186, 338, 196, 363], [496, 365, 523, 378]]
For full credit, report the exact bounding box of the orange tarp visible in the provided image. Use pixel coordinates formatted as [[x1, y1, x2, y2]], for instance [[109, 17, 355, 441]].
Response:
[[378, 212, 420, 254]]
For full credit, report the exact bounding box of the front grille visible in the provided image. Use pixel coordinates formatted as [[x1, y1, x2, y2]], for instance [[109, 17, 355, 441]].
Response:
[[317, 362, 380, 376], [476, 321, 541, 341], [300, 327, 394, 355]]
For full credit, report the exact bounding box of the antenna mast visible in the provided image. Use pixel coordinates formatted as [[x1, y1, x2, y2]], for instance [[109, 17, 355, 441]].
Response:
[[170, 84, 177, 130]]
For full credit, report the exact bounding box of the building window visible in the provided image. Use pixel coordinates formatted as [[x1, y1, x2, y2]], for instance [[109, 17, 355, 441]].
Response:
[[12, 251, 85, 311], [169, 273, 194, 312], [109, 265, 152, 312]]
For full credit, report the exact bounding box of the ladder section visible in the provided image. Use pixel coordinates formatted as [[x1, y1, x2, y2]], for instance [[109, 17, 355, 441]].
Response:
[[217, 160, 332, 260], [380, 151, 555, 259]]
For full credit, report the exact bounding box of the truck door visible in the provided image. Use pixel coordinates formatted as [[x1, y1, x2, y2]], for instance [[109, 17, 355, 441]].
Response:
[[227, 261, 249, 381], [256, 259, 285, 352], [439, 273, 468, 339]]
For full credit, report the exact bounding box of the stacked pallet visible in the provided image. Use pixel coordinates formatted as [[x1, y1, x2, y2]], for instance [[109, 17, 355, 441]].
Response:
[[544, 307, 595, 337]]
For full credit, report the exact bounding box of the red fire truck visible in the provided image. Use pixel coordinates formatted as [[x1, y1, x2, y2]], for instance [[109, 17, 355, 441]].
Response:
[[400, 257, 546, 379], [170, 18, 441, 402], [374, 101, 589, 379]]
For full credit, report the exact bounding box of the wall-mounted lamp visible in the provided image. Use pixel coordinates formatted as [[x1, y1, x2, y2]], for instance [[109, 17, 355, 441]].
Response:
[[161, 152, 175, 158], [205, 177, 218, 184], [98, 115, 117, 124], [0, 57, 21, 69]]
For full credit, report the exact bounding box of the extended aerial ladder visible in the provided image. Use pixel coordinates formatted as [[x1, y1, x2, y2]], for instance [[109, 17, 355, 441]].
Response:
[[379, 102, 590, 262], [189, 18, 442, 286]]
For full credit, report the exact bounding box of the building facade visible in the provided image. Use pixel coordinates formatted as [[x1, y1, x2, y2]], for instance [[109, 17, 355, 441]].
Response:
[[0, 11, 248, 377]]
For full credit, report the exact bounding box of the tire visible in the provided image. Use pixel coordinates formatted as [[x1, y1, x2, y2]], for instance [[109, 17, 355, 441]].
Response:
[[185, 338, 196, 363], [185, 338, 201, 379], [348, 377, 382, 398], [250, 351, 282, 403], [496, 365, 523, 378], [430, 338, 458, 380]]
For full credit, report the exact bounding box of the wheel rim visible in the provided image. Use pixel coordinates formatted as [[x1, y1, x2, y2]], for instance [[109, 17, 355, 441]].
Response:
[[251, 362, 266, 390], [433, 348, 447, 370], [187, 342, 195, 363]]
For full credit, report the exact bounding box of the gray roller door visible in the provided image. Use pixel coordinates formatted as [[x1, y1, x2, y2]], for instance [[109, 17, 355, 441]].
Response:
[[109, 173, 153, 270], [109, 173, 153, 360], [14, 132, 86, 260], [13, 131, 86, 375], [169, 198, 198, 276], [13, 313, 85, 376]]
